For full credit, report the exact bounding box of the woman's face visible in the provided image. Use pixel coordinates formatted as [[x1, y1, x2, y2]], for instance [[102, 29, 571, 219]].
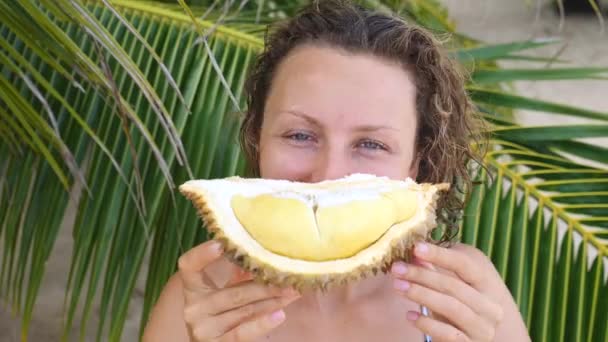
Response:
[[258, 45, 419, 183]]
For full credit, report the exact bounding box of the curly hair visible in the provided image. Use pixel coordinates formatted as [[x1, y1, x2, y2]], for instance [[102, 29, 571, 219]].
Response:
[[239, 0, 487, 244]]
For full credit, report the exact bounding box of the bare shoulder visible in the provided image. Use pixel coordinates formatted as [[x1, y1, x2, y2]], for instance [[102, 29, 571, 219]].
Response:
[[142, 273, 189, 342]]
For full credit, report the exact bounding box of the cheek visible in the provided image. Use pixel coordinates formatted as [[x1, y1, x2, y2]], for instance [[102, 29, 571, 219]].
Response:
[[258, 141, 315, 181], [354, 155, 415, 180], [259, 147, 417, 182]]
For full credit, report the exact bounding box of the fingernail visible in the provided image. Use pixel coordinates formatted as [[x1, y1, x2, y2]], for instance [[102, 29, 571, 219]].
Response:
[[391, 262, 408, 275], [393, 279, 410, 291], [406, 311, 420, 321], [416, 243, 429, 254], [270, 310, 285, 323]]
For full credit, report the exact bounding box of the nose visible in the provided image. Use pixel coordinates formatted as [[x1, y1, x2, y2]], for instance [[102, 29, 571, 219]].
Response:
[[309, 146, 352, 183]]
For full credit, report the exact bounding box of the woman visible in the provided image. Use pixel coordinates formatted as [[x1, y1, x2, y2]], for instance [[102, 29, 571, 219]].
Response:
[[143, 1, 531, 341]]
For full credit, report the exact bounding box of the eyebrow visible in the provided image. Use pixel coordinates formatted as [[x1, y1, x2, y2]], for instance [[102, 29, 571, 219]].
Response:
[[282, 110, 400, 132], [283, 110, 322, 128], [354, 124, 400, 133]]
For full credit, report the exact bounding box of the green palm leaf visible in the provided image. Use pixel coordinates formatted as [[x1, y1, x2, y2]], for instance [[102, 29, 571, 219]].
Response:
[[469, 87, 608, 122], [472, 67, 608, 84], [452, 38, 562, 62], [1, 1, 607, 341], [464, 141, 608, 341]]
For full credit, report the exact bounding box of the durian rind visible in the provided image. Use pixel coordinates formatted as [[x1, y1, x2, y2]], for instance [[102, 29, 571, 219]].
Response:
[[179, 174, 449, 292]]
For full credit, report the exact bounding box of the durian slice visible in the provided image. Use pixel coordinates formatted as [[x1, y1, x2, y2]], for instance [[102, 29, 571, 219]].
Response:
[[179, 174, 449, 291]]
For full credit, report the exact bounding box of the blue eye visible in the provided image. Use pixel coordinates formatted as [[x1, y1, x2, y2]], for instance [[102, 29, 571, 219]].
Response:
[[359, 140, 387, 150], [288, 132, 313, 141]]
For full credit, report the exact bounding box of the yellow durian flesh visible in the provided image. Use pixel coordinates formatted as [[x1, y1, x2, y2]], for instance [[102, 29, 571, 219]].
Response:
[[179, 174, 449, 291], [230, 194, 321, 260], [316, 189, 418, 259], [231, 189, 418, 261]]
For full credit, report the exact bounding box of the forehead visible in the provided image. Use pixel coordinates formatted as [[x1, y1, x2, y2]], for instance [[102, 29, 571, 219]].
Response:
[[264, 44, 418, 126]]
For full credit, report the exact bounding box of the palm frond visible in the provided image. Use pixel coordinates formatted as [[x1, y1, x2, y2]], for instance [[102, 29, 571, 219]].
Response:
[[452, 38, 562, 62], [462, 141, 608, 342], [472, 67, 608, 84], [469, 87, 608, 122]]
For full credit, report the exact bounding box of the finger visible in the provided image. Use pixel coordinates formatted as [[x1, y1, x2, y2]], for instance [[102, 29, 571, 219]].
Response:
[[220, 309, 288, 342], [178, 240, 224, 292], [407, 311, 471, 342], [226, 264, 255, 287], [391, 262, 503, 323], [393, 278, 487, 340], [204, 281, 299, 315], [412, 243, 484, 287], [191, 294, 299, 340], [178, 240, 224, 272]]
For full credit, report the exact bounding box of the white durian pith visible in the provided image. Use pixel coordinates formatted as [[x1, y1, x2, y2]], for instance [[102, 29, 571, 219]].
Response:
[[179, 174, 449, 291]]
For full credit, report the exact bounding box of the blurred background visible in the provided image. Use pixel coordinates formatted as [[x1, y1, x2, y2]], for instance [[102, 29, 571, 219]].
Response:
[[0, 0, 608, 342], [441, 0, 608, 159]]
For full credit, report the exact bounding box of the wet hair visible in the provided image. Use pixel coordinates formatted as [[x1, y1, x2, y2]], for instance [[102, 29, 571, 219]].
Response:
[[238, 0, 487, 245]]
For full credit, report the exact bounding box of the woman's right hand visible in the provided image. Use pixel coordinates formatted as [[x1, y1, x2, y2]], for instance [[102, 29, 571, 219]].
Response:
[[177, 240, 301, 342]]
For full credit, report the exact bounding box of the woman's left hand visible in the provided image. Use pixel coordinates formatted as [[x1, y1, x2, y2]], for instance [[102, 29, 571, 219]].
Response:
[[390, 242, 505, 342]]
